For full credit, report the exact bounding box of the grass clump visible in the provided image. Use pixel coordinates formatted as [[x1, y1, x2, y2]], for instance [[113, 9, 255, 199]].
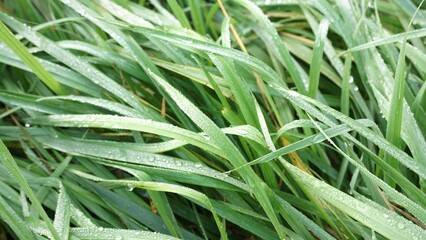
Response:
[[0, 0, 426, 239]]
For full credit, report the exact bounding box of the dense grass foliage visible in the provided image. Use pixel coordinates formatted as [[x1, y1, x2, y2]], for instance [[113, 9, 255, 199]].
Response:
[[0, 0, 426, 239]]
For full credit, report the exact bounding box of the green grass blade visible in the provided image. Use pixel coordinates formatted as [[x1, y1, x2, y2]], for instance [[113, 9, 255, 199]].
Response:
[[167, 0, 191, 29], [187, 0, 205, 35], [30, 114, 223, 156], [71, 227, 180, 240], [308, 19, 329, 99], [344, 28, 426, 53], [53, 183, 71, 240], [383, 41, 407, 187], [0, 21, 67, 95]]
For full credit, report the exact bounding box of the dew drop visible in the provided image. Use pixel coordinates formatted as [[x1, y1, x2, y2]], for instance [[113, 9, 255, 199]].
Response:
[[126, 184, 135, 191], [98, 227, 104, 231], [195, 163, 202, 168], [24, 123, 31, 128], [203, 135, 211, 141], [397, 222, 405, 229]]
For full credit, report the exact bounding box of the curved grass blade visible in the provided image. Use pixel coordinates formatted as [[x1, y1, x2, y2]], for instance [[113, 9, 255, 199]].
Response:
[[38, 96, 143, 118], [30, 114, 223, 157], [0, 91, 72, 115]]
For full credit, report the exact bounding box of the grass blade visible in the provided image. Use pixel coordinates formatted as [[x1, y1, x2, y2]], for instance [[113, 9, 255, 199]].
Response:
[[0, 21, 66, 95], [53, 183, 71, 240], [308, 19, 329, 99]]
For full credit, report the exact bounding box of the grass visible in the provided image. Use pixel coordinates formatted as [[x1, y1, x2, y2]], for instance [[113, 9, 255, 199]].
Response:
[[0, 0, 425, 239]]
